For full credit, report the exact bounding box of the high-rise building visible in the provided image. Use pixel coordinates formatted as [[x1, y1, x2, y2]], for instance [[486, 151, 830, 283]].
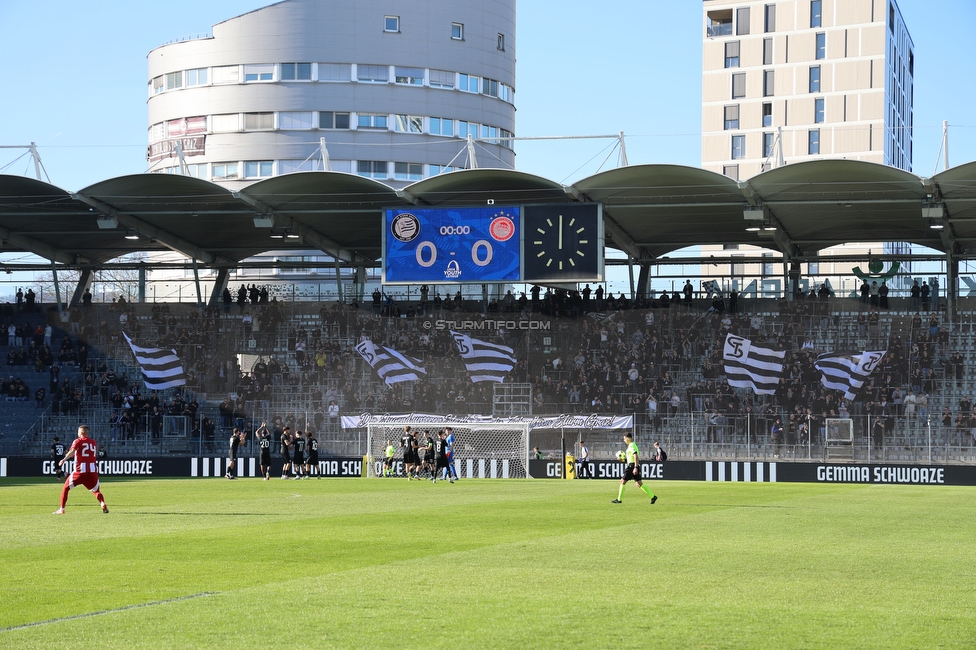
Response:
[[147, 0, 516, 189], [702, 0, 913, 180]]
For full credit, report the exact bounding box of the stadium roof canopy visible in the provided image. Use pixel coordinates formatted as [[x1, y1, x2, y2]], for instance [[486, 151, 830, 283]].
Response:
[[0, 159, 974, 270]]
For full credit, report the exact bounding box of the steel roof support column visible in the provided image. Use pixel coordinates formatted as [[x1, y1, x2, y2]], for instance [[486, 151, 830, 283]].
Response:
[[636, 263, 651, 300], [138, 263, 146, 303], [69, 269, 93, 308], [208, 268, 231, 308], [335, 257, 344, 303], [51, 261, 63, 316], [947, 253, 957, 316], [192, 261, 203, 307]]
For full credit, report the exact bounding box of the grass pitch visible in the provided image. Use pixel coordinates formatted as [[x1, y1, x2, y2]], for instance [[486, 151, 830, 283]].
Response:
[[1, 476, 975, 649]]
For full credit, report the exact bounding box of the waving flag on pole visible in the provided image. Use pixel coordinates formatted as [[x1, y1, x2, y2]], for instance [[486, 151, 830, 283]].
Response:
[[123, 332, 186, 390], [355, 338, 426, 386], [815, 350, 887, 400], [450, 331, 517, 383], [722, 333, 786, 395]]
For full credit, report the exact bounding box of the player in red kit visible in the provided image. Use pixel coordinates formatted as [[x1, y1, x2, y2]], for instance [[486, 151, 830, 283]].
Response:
[[54, 424, 109, 515]]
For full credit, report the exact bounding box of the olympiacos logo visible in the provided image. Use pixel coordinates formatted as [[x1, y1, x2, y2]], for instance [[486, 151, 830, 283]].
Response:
[[489, 215, 515, 242]]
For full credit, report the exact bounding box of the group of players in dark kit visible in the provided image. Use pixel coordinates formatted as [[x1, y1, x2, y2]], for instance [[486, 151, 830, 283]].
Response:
[[224, 422, 321, 480], [383, 425, 458, 483]]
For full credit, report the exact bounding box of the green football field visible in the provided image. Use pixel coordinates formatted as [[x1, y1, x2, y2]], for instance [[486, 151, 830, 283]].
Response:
[[1, 476, 975, 649]]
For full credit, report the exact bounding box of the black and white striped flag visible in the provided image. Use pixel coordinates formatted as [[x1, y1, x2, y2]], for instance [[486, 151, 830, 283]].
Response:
[[722, 333, 785, 395], [122, 332, 186, 390], [355, 338, 426, 386], [815, 350, 887, 400], [450, 331, 517, 383]]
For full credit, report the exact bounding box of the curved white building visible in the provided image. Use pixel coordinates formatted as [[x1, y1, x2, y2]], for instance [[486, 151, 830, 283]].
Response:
[[147, 0, 516, 188]]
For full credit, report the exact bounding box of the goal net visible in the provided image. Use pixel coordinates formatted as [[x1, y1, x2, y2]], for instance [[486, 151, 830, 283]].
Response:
[[366, 421, 529, 479]]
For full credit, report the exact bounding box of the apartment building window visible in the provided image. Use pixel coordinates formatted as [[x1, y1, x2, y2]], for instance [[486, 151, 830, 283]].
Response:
[[498, 33, 505, 50], [211, 114, 239, 133], [212, 65, 239, 85], [452, 22, 464, 40], [319, 111, 350, 129], [808, 262, 820, 275], [814, 98, 825, 123], [244, 161, 273, 178], [762, 102, 773, 127], [394, 67, 424, 85], [429, 69, 455, 89], [811, 1, 822, 28], [243, 113, 273, 130], [429, 117, 454, 136], [165, 71, 183, 90], [763, 70, 775, 97], [212, 163, 238, 180], [281, 63, 312, 81], [243, 64, 274, 82], [736, 7, 750, 35], [279, 112, 314, 130], [186, 68, 208, 87], [357, 160, 388, 179], [458, 73, 480, 93], [816, 33, 826, 60], [430, 165, 459, 176], [319, 63, 351, 82], [763, 132, 775, 157], [394, 115, 423, 133], [394, 162, 423, 181], [732, 73, 746, 99], [763, 38, 773, 65], [764, 4, 776, 32], [385, 16, 399, 32], [731, 135, 745, 160], [723, 165, 739, 181], [724, 105, 740, 130], [809, 65, 821, 93], [357, 64, 389, 83], [357, 113, 388, 129], [808, 129, 820, 154], [725, 41, 740, 68]]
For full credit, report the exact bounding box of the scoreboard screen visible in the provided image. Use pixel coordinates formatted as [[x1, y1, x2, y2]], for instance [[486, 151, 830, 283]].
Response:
[[383, 206, 521, 284]]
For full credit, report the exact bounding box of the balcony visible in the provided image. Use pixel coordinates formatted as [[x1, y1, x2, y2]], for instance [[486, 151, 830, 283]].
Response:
[[707, 22, 733, 37]]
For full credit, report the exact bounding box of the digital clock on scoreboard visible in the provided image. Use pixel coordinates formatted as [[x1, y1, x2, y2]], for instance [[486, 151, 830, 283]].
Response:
[[383, 206, 521, 284]]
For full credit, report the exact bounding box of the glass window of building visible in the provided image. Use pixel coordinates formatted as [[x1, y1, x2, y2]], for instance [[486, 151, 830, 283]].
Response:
[[816, 33, 826, 60], [763, 132, 775, 157], [279, 112, 314, 130], [724, 105, 739, 130], [809, 66, 821, 93], [394, 115, 423, 133], [281, 63, 312, 81], [211, 114, 240, 132], [429, 69, 455, 89], [319, 64, 351, 82], [452, 23, 464, 40], [243, 64, 274, 82], [357, 113, 388, 129], [482, 78, 499, 97], [736, 7, 750, 35], [244, 113, 274, 130], [394, 162, 424, 181], [731, 73, 745, 99], [725, 41, 740, 68], [394, 67, 424, 85], [280, 159, 326, 174], [165, 71, 183, 90], [151, 76, 164, 95], [723, 164, 739, 181], [357, 160, 388, 179], [385, 16, 399, 32], [319, 111, 350, 129], [764, 4, 776, 32], [186, 68, 208, 87], [763, 70, 775, 97], [430, 117, 454, 136], [814, 98, 824, 123], [430, 164, 459, 176], [244, 161, 274, 178], [762, 102, 772, 127], [731, 135, 745, 159], [212, 65, 239, 85], [763, 38, 773, 65], [810, 1, 822, 28], [458, 73, 480, 93], [808, 129, 820, 154], [212, 163, 239, 180], [497, 33, 505, 50], [357, 65, 389, 83]]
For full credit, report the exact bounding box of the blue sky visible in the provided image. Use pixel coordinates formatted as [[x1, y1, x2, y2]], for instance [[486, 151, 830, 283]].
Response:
[[0, 0, 974, 191]]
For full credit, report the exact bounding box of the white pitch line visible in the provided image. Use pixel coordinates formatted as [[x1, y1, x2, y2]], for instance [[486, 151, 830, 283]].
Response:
[[0, 592, 218, 633]]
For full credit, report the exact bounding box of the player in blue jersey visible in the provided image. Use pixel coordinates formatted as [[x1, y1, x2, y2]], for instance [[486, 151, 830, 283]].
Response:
[[443, 427, 459, 481]]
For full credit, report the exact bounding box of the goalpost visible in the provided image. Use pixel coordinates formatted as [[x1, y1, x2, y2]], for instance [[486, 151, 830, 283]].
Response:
[[365, 421, 530, 479]]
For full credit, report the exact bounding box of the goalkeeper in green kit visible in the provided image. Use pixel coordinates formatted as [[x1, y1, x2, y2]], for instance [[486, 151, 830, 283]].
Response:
[[612, 433, 657, 505]]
